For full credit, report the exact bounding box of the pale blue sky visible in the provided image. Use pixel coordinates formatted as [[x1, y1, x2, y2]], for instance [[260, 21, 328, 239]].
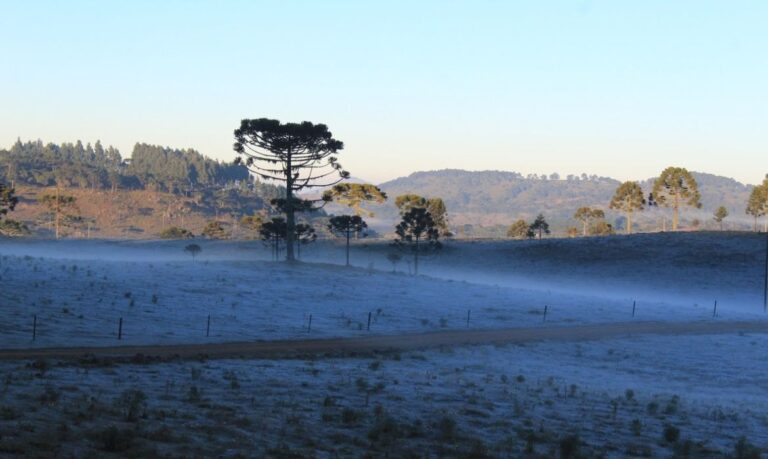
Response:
[[1, 1, 766, 184]]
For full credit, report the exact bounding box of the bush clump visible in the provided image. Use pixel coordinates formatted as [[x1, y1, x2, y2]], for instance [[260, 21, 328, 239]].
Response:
[[159, 226, 194, 239]]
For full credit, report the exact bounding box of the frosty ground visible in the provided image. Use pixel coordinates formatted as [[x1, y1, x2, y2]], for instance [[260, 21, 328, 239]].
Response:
[[0, 233, 767, 457]]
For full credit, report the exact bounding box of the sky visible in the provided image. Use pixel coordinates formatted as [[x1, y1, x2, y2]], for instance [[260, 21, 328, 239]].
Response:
[[1, 1, 766, 185]]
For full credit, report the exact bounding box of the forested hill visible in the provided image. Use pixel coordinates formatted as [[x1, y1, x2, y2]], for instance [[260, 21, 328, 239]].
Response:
[[0, 139, 251, 193], [376, 169, 755, 233]]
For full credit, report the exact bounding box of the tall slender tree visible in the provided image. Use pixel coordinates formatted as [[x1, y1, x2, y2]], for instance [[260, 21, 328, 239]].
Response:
[[651, 167, 701, 231], [234, 118, 348, 261], [38, 185, 79, 239], [328, 215, 367, 266], [573, 207, 605, 236], [394, 207, 441, 275], [529, 214, 550, 240], [713, 206, 729, 231], [609, 181, 645, 234], [746, 183, 766, 232]]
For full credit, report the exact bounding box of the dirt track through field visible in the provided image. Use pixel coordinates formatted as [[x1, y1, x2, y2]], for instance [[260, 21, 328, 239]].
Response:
[[1, 320, 767, 362]]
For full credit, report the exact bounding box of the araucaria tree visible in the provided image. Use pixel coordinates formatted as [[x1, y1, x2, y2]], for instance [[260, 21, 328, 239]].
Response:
[[260, 217, 316, 261], [573, 207, 605, 236], [746, 177, 768, 232], [323, 183, 387, 217], [184, 244, 202, 261], [652, 167, 701, 231], [394, 207, 441, 275], [609, 181, 645, 234], [233, 118, 348, 261], [713, 206, 729, 231], [38, 189, 80, 239], [395, 194, 451, 237], [529, 214, 550, 240], [328, 215, 367, 266]]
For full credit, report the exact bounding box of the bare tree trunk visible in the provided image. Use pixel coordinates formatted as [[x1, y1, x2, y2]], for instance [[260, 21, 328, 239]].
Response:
[[627, 211, 633, 235], [345, 229, 350, 266], [414, 236, 420, 276], [55, 183, 60, 239], [285, 152, 295, 262], [672, 193, 680, 231]]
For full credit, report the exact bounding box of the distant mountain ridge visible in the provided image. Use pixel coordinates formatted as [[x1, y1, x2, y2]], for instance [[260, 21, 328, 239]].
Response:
[[373, 169, 756, 235]]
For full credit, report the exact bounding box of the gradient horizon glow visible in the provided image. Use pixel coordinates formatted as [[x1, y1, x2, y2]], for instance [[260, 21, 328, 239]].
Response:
[[1, 1, 766, 184]]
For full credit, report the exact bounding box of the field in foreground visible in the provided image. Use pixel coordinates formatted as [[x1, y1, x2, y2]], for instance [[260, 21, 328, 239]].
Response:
[[0, 233, 767, 457], [1, 333, 766, 457]]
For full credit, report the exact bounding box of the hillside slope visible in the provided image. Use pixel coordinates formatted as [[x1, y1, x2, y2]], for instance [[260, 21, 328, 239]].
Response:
[[375, 169, 756, 235]]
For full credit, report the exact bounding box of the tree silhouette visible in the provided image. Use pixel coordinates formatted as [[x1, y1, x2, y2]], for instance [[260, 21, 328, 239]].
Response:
[[0, 181, 18, 220], [328, 215, 367, 266], [394, 194, 450, 236], [234, 118, 348, 261], [393, 207, 441, 275], [184, 243, 201, 261], [573, 207, 605, 236], [38, 187, 79, 239], [386, 252, 402, 273], [323, 183, 387, 217], [394, 194, 427, 214], [507, 219, 530, 239], [529, 214, 550, 240], [652, 167, 701, 231], [260, 217, 316, 261], [713, 206, 729, 231], [260, 217, 287, 261], [609, 181, 645, 235]]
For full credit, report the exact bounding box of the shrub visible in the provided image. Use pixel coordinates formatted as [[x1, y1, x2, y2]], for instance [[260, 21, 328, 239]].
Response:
[[733, 437, 761, 459], [663, 424, 680, 443], [559, 434, 581, 459], [115, 389, 147, 422], [94, 425, 135, 452], [437, 416, 457, 442], [159, 226, 193, 239]]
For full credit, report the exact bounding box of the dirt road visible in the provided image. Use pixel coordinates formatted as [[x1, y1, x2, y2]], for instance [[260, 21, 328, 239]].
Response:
[[1, 320, 766, 362]]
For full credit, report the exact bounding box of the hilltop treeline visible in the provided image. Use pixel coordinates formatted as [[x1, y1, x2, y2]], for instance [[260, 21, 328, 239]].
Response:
[[0, 139, 251, 193]]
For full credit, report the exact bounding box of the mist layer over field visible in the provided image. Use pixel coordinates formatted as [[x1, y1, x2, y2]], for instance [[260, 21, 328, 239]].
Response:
[[1, 233, 766, 349]]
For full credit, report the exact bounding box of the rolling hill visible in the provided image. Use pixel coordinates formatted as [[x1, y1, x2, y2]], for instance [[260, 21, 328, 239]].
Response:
[[365, 169, 757, 236]]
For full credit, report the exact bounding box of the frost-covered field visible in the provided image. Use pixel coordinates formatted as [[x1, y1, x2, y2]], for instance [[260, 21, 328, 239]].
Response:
[[0, 234, 766, 348], [0, 234, 767, 457], [0, 333, 766, 457]]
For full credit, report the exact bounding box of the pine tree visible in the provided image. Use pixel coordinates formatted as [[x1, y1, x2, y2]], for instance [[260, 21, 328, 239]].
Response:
[[234, 118, 348, 261], [609, 181, 645, 234], [328, 215, 367, 266], [393, 207, 441, 275], [573, 207, 605, 236], [713, 206, 729, 231], [394, 194, 450, 236], [745, 177, 768, 232], [529, 214, 550, 240], [323, 183, 387, 217], [652, 167, 701, 231]]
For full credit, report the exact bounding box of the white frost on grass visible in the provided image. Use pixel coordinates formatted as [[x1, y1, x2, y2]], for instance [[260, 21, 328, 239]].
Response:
[[0, 333, 765, 456], [0, 236, 766, 348]]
